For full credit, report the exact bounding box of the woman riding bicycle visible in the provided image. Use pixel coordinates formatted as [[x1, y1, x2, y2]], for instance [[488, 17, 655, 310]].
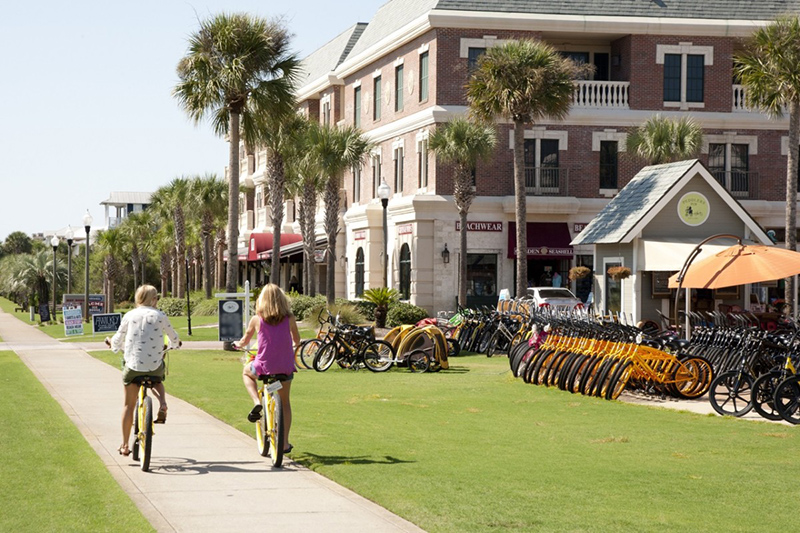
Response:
[[106, 285, 181, 457], [233, 283, 300, 453]]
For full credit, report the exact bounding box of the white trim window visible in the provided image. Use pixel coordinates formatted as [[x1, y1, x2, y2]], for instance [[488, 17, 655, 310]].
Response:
[[656, 43, 713, 110], [371, 151, 382, 198], [393, 141, 404, 193], [416, 131, 429, 189], [352, 164, 362, 204]]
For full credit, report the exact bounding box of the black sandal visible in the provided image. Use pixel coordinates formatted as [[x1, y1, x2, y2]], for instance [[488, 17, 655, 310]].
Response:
[[118, 444, 131, 456], [247, 404, 263, 422], [154, 406, 167, 424]]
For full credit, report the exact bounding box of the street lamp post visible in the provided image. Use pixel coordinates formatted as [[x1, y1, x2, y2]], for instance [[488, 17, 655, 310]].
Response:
[[377, 180, 391, 288], [65, 226, 74, 294], [50, 235, 59, 322], [83, 210, 93, 322]]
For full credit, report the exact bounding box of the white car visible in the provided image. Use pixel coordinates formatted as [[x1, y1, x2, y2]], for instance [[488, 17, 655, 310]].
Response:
[[526, 287, 583, 309]]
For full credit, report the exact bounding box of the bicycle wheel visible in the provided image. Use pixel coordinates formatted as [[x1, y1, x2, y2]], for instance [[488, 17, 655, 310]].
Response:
[[268, 393, 285, 467], [708, 370, 753, 416], [255, 390, 270, 457], [363, 340, 394, 372], [774, 375, 800, 424], [299, 339, 322, 370], [672, 356, 713, 399], [132, 398, 141, 461], [447, 338, 460, 358], [140, 396, 153, 472], [408, 350, 431, 373], [486, 331, 501, 358], [313, 342, 338, 372], [751, 371, 783, 421], [605, 360, 633, 400]]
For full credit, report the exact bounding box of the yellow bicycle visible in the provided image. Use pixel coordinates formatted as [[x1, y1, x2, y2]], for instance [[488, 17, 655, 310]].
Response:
[[238, 346, 286, 467]]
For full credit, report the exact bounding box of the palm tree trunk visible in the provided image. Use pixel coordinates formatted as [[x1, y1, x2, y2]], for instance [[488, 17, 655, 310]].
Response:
[[299, 185, 317, 296], [454, 164, 475, 307], [324, 176, 341, 305], [131, 244, 140, 293], [459, 210, 469, 307], [216, 229, 225, 290], [513, 120, 528, 297], [174, 207, 186, 299], [202, 216, 213, 299], [269, 151, 285, 285], [785, 100, 800, 308], [226, 111, 241, 294], [160, 252, 169, 297]]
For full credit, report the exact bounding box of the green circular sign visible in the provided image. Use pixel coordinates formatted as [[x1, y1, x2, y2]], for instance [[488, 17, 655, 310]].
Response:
[[677, 192, 710, 226]]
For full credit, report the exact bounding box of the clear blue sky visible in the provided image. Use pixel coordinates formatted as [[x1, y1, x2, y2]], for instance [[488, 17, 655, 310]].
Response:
[[0, 0, 385, 241]]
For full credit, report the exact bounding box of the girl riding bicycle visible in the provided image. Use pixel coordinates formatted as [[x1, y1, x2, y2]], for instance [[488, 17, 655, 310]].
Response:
[[233, 283, 300, 454], [106, 285, 181, 457]]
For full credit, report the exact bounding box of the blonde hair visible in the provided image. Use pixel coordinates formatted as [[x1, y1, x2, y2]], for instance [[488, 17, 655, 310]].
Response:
[[256, 283, 292, 325], [135, 285, 159, 307]]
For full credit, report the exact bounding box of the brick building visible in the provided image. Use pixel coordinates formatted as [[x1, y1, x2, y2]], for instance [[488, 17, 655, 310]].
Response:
[[238, 0, 800, 315]]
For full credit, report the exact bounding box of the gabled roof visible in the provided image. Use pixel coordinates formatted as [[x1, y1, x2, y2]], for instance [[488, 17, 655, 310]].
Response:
[[296, 23, 368, 96], [433, 0, 800, 20], [571, 159, 770, 245], [101, 192, 152, 206], [346, 0, 438, 59]]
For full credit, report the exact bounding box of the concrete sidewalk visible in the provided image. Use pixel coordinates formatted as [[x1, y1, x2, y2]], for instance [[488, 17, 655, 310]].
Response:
[[0, 310, 424, 533]]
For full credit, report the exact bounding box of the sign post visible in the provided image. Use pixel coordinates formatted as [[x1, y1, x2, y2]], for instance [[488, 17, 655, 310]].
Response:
[[216, 280, 251, 343]]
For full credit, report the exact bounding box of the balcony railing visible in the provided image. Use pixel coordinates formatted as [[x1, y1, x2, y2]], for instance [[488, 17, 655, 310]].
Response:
[[573, 81, 630, 109], [732, 85, 751, 113], [710, 169, 759, 199], [524, 167, 569, 196]]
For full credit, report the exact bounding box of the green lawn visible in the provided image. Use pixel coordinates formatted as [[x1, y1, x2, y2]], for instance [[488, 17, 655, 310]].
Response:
[[0, 351, 153, 532], [90, 348, 800, 533]]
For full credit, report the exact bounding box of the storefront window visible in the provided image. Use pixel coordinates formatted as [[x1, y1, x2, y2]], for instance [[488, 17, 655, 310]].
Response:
[[355, 248, 365, 297], [605, 262, 621, 314], [399, 244, 411, 299], [467, 254, 497, 298]]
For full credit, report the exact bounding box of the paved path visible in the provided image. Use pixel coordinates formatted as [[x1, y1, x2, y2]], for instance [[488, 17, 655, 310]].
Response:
[[0, 310, 424, 533]]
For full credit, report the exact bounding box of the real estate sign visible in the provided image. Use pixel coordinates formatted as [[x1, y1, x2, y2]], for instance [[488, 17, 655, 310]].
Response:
[[218, 299, 244, 342], [92, 313, 122, 335], [63, 307, 84, 336]]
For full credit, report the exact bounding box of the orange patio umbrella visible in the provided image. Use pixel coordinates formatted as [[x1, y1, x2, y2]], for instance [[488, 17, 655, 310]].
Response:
[[668, 244, 800, 289]]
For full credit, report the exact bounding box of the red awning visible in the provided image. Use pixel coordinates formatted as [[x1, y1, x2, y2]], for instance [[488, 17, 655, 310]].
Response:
[[507, 222, 573, 259], [248, 233, 303, 261]]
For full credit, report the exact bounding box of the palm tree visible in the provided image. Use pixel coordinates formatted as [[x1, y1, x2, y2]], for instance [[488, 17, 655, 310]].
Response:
[[625, 114, 703, 165], [190, 174, 227, 298], [735, 15, 800, 308], [9, 251, 66, 313], [310, 123, 374, 305], [152, 223, 174, 297], [429, 118, 497, 306], [119, 211, 156, 293], [174, 13, 299, 296], [94, 228, 125, 312], [151, 178, 191, 298], [289, 123, 324, 297], [467, 40, 584, 298]]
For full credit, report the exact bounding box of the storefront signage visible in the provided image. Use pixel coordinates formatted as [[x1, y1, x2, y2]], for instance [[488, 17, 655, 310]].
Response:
[[677, 192, 710, 227], [455, 221, 503, 232], [313, 249, 326, 263], [398, 224, 413, 235], [354, 230, 365, 240], [63, 294, 105, 316], [574, 223, 588, 233], [520, 246, 574, 257]]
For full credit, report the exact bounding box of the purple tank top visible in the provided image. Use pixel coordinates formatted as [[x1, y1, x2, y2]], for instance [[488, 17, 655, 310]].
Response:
[[254, 316, 295, 376]]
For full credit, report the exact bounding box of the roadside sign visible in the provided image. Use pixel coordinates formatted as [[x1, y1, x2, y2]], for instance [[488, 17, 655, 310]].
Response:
[[63, 307, 84, 336], [218, 299, 244, 342], [93, 313, 122, 335], [63, 294, 105, 316]]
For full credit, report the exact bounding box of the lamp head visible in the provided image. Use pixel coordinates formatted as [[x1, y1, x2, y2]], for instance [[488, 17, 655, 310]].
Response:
[[377, 180, 391, 201], [83, 210, 93, 228], [50, 235, 60, 248]]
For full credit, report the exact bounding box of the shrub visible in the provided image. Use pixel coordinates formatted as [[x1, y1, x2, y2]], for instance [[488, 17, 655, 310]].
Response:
[[306, 301, 366, 326], [352, 299, 376, 321], [386, 302, 429, 327], [289, 294, 326, 321], [157, 297, 186, 316], [191, 298, 219, 317]]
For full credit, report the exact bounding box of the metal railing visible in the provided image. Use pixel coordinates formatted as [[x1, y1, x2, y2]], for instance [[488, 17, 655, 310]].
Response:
[[573, 80, 630, 109], [709, 170, 759, 199], [524, 167, 569, 196]]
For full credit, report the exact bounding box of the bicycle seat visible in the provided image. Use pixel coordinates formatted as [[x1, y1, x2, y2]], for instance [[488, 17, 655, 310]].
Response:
[[131, 375, 162, 385], [257, 373, 290, 383]]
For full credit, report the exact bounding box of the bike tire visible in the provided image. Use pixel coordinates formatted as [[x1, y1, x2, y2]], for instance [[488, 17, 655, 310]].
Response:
[[363, 340, 394, 372], [774, 375, 800, 424], [565, 354, 590, 393], [751, 371, 783, 421], [447, 338, 461, 358], [256, 391, 270, 456], [140, 396, 153, 472], [132, 398, 141, 461], [605, 360, 633, 400], [672, 356, 713, 399], [408, 350, 431, 373], [299, 339, 322, 370], [268, 393, 285, 467], [486, 331, 501, 358], [313, 342, 337, 372], [708, 370, 754, 416]]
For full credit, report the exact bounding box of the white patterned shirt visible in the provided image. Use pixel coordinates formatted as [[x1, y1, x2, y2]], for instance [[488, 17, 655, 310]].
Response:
[[110, 306, 181, 372]]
